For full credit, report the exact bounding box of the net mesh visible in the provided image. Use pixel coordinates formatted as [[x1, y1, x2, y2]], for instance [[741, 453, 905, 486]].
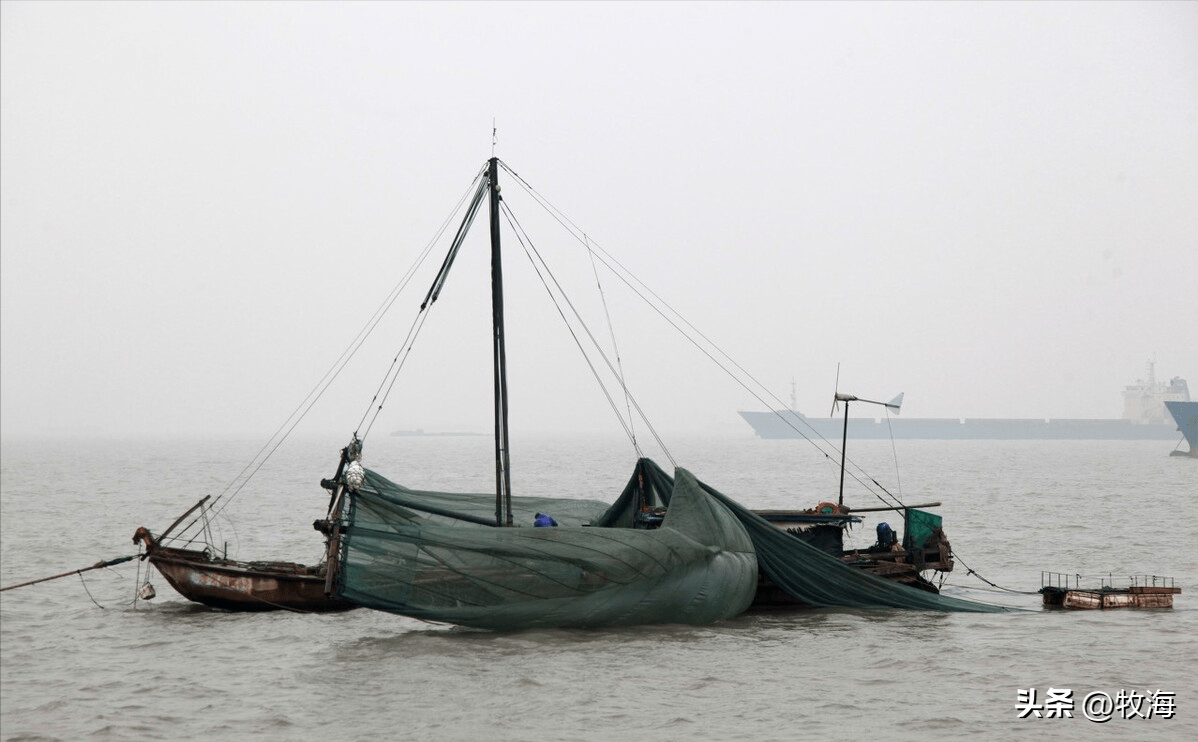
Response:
[[336, 460, 758, 630], [698, 483, 1008, 612], [334, 459, 1007, 630]]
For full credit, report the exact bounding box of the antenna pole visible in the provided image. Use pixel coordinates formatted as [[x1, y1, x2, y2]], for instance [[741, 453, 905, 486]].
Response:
[[838, 399, 849, 506], [488, 157, 513, 526], [832, 391, 900, 507]]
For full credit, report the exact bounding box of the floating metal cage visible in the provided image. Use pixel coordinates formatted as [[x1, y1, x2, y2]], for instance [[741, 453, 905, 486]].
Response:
[[1041, 571, 1176, 591]]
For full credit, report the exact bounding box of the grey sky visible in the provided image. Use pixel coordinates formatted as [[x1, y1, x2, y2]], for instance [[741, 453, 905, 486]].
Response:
[[2, 1, 1195, 439]]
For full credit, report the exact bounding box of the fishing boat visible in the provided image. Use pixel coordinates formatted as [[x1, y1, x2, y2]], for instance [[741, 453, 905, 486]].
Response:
[[132, 497, 354, 612], [310, 157, 1003, 627], [129, 392, 371, 612], [749, 391, 957, 606], [753, 502, 953, 601], [309, 159, 758, 630], [123, 155, 1004, 623]]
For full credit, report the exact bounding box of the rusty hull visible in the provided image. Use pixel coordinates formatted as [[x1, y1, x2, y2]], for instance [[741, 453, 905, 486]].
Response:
[[143, 544, 355, 612]]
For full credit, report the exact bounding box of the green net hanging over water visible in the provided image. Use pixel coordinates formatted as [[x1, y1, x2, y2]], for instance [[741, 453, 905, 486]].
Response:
[[626, 463, 1007, 613], [334, 459, 1006, 630], [335, 460, 759, 630], [696, 485, 1009, 613]]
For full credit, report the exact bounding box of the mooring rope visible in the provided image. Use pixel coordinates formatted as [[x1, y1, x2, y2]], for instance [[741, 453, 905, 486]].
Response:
[[949, 549, 1040, 595], [585, 232, 640, 456], [499, 199, 674, 466], [77, 572, 105, 609]]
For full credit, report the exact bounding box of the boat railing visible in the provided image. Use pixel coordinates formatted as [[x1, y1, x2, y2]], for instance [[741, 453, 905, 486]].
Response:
[[1041, 571, 1176, 591]]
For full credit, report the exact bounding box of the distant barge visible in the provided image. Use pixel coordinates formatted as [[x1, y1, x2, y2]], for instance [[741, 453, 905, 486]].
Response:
[[1040, 572, 1180, 610]]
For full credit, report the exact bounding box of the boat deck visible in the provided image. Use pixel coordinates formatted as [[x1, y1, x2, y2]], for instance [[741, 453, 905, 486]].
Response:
[[750, 509, 954, 607]]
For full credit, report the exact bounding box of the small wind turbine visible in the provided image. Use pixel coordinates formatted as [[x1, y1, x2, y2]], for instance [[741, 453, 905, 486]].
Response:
[[830, 364, 904, 506]]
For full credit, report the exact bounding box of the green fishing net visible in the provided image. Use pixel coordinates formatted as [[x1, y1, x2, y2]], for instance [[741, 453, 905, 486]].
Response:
[[334, 459, 1006, 630]]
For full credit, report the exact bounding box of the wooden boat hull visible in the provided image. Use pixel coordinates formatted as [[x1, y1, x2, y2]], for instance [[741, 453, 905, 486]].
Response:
[[146, 547, 355, 612]]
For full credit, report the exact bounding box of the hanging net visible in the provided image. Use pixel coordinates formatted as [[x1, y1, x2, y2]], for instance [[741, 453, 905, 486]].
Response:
[[695, 484, 1009, 613], [334, 459, 1007, 630], [335, 459, 759, 630], [620, 463, 1007, 612]]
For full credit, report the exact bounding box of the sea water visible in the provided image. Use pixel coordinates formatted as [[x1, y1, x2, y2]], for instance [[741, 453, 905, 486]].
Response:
[[1, 434, 1195, 742]]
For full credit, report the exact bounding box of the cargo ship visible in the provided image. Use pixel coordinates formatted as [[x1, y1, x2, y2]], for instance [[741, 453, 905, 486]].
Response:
[[740, 362, 1191, 441]]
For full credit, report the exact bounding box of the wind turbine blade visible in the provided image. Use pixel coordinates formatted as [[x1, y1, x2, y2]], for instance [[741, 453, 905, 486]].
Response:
[[831, 363, 841, 416]]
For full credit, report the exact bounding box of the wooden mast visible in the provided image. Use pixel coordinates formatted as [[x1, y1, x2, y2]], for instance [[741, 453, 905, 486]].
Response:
[[488, 157, 514, 526]]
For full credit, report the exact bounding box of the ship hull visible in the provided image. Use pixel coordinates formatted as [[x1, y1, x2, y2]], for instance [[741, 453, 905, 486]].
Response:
[[739, 410, 1184, 440], [1164, 400, 1198, 456]]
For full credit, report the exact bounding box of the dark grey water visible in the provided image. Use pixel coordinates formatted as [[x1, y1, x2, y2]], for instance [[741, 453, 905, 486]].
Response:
[[2, 435, 1194, 741]]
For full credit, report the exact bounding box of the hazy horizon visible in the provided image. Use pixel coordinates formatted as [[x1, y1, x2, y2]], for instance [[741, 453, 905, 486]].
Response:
[[3, 1, 1195, 441]]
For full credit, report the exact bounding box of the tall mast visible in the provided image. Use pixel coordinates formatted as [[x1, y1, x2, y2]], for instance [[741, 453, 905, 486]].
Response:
[[488, 157, 514, 526]]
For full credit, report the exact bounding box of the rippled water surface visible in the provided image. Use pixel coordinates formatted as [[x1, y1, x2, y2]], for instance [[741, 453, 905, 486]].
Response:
[[2, 435, 1195, 741]]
